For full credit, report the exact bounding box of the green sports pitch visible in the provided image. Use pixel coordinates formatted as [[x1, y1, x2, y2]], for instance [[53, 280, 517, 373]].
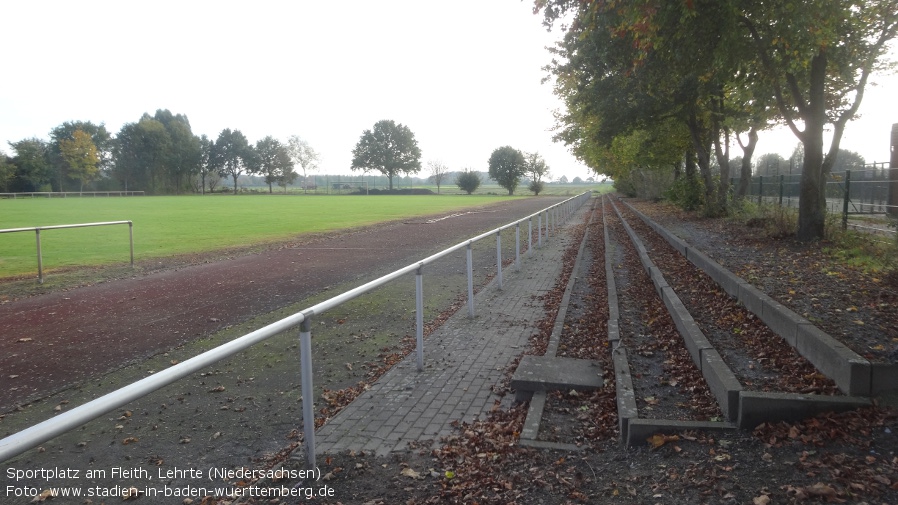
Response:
[[0, 194, 520, 278]]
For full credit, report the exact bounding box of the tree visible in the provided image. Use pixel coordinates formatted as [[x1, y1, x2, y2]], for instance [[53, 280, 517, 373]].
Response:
[[739, 0, 898, 240], [152, 110, 201, 193], [830, 149, 866, 174], [488, 146, 526, 195], [427, 160, 449, 194], [524, 152, 550, 196], [754, 153, 788, 177], [213, 129, 253, 194], [111, 117, 170, 193], [350, 120, 422, 189], [0, 150, 16, 192], [49, 121, 111, 192], [8, 138, 51, 191], [58, 129, 100, 193], [277, 165, 298, 193], [455, 168, 481, 195], [197, 134, 215, 195], [558, 175, 569, 184], [251, 136, 293, 193], [286, 136, 319, 193]]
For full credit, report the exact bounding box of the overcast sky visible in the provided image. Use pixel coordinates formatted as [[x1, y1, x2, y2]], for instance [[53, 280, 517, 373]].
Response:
[[1, 1, 895, 182]]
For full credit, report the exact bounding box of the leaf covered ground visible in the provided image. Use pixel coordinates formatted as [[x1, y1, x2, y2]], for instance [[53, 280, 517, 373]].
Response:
[[234, 198, 898, 505]]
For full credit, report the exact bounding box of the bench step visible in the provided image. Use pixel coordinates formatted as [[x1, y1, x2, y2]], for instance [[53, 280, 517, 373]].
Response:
[[511, 355, 604, 401]]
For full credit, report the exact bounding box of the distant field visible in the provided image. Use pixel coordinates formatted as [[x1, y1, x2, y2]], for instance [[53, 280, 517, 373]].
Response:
[[267, 182, 613, 197], [0, 194, 530, 277]]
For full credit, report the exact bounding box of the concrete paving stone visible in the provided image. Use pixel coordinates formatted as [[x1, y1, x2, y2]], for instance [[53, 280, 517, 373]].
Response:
[[310, 203, 591, 457]]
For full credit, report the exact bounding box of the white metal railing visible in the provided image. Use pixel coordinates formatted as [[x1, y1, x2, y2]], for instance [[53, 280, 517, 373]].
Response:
[[0, 192, 591, 468], [0, 221, 134, 283], [0, 191, 145, 198]]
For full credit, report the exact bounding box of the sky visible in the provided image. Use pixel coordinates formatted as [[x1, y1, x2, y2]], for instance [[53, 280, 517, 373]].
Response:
[[1, 1, 895, 182]]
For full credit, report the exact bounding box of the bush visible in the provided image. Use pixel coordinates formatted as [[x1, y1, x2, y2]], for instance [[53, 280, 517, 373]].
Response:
[[664, 175, 704, 211], [529, 180, 545, 196], [728, 199, 797, 239], [455, 170, 482, 195]]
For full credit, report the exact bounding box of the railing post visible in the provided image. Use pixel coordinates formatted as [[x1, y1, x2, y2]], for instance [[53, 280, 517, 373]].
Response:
[[299, 316, 315, 470], [128, 221, 134, 267], [466, 243, 475, 318], [415, 267, 424, 371], [538, 214, 543, 248], [514, 222, 521, 271], [843, 169, 851, 230], [495, 231, 503, 290], [528, 218, 533, 255], [35, 229, 43, 284]]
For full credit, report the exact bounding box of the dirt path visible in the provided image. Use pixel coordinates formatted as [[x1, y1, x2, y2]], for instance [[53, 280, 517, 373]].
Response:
[[0, 197, 565, 413]]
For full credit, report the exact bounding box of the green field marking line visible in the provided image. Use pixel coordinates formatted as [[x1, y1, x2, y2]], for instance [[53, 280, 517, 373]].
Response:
[[0, 195, 518, 277]]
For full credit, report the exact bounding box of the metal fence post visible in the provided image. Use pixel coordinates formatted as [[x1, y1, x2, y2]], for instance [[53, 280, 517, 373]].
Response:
[[496, 231, 503, 290], [514, 222, 521, 271], [780, 175, 785, 207], [415, 267, 424, 371], [299, 317, 315, 470], [528, 218, 533, 256], [35, 229, 43, 284], [128, 221, 134, 267], [757, 175, 763, 206], [466, 243, 475, 318], [538, 214, 543, 248], [843, 169, 851, 230]]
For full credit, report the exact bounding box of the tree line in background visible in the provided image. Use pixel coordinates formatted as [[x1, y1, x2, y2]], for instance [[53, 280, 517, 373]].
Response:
[[0, 110, 319, 196], [536, 0, 897, 240], [0, 115, 583, 197]]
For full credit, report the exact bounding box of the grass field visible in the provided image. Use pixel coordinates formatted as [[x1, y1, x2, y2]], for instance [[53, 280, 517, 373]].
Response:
[[0, 194, 534, 277]]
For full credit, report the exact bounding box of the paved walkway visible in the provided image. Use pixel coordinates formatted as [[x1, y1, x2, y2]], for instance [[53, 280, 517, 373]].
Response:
[[311, 203, 590, 457]]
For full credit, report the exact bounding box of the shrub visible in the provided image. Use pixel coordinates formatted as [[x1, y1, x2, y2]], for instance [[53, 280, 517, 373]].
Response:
[[664, 175, 703, 210], [455, 170, 482, 195], [529, 180, 545, 196]]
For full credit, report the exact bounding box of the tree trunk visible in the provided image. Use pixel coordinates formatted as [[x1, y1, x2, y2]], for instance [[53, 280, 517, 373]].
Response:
[[796, 53, 829, 241], [736, 128, 759, 198], [687, 108, 716, 211]]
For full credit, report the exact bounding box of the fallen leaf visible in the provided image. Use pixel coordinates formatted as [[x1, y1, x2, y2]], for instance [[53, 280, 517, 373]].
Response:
[[400, 467, 422, 479], [647, 434, 679, 449], [32, 489, 57, 502], [122, 437, 139, 445], [753, 495, 771, 505]]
